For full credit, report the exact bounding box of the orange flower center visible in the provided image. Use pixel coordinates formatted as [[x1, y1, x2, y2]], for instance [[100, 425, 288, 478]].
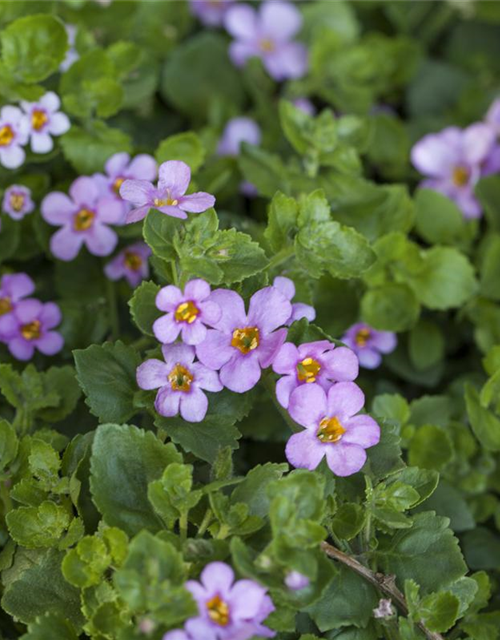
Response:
[[73, 208, 95, 231], [296, 357, 321, 383], [174, 301, 199, 324], [10, 193, 25, 212], [124, 251, 143, 271], [113, 177, 125, 195], [355, 328, 371, 347], [206, 594, 230, 626], [0, 297, 12, 315], [21, 320, 41, 341], [317, 416, 345, 443], [31, 109, 48, 132], [0, 125, 14, 147], [452, 166, 469, 187], [260, 38, 275, 53], [168, 363, 194, 392], [231, 327, 260, 354]]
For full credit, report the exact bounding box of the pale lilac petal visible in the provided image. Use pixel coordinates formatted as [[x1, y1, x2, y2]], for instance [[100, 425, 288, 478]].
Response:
[[272, 342, 299, 375], [8, 338, 35, 361], [247, 287, 292, 334], [220, 353, 261, 393], [128, 154, 157, 180], [156, 204, 188, 219], [371, 331, 397, 354], [178, 192, 215, 213], [69, 176, 100, 206], [196, 329, 234, 370], [155, 387, 181, 417], [275, 374, 297, 409], [153, 314, 182, 344], [50, 226, 84, 261], [0, 145, 25, 169], [156, 286, 184, 312], [288, 384, 327, 428], [208, 289, 246, 333], [47, 112, 70, 135], [85, 223, 118, 257], [260, 1, 302, 40], [39, 302, 61, 328], [224, 4, 258, 40], [179, 388, 208, 422], [198, 300, 221, 326], [36, 331, 64, 355], [325, 443, 367, 477], [200, 562, 234, 594], [120, 179, 154, 206], [191, 363, 223, 392], [14, 298, 41, 323], [158, 161, 191, 196], [104, 256, 125, 281], [1, 105, 22, 121], [230, 580, 267, 618], [3, 273, 35, 300], [136, 359, 169, 390], [41, 192, 75, 225], [96, 197, 125, 224], [31, 132, 53, 154], [125, 205, 150, 224], [273, 276, 295, 301], [327, 382, 365, 421], [411, 129, 461, 178], [264, 42, 308, 81], [105, 152, 130, 177], [184, 619, 217, 640], [40, 92, 60, 112], [290, 302, 315, 323], [463, 123, 496, 164], [181, 321, 207, 346], [358, 348, 382, 369], [297, 341, 332, 359], [454, 191, 482, 219], [285, 429, 325, 470], [323, 347, 359, 382], [184, 279, 211, 301], [218, 117, 262, 156], [228, 41, 258, 67], [258, 327, 288, 368], [342, 415, 380, 448], [161, 343, 196, 369]]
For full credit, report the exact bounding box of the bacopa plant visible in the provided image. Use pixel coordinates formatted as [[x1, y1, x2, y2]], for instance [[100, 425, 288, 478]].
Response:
[[0, 1, 500, 639]]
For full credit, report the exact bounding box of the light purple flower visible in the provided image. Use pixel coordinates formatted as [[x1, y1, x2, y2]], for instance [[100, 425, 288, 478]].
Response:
[[285, 571, 309, 591], [60, 24, 79, 72], [272, 340, 359, 409], [2, 185, 34, 220], [190, 0, 234, 26], [293, 98, 316, 116], [217, 117, 261, 156], [136, 344, 222, 423], [196, 287, 291, 393], [120, 160, 215, 225], [286, 382, 380, 477], [94, 152, 157, 223], [175, 561, 275, 640], [153, 279, 221, 346], [0, 273, 35, 340], [0, 106, 29, 169], [2, 299, 63, 361], [104, 242, 151, 287], [272, 276, 315, 325], [41, 176, 123, 261], [486, 98, 500, 136], [20, 92, 70, 154], [373, 599, 394, 619], [411, 124, 497, 218], [224, 1, 308, 81], [341, 323, 396, 369]]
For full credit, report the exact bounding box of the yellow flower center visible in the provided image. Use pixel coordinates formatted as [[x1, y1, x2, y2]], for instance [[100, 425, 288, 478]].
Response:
[[452, 166, 469, 187], [174, 301, 199, 324], [154, 197, 179, 207], [10, 193, 25, 212], [21, 320, 41, 341], [231, 327, 260, 354], [0, 297, 12, 315], [296, 357, 321, 383], [260, 38, 275, 53], [73, 208, 95, 231], [31, 109, 48, 132], [355, 328, 371, 347], [317, 416, 346, 443], [124, 251, 143, 271], [0, 125, 14, 147], [113, 177, 125, 195], [168, 363, 194, 392], [206, 594, 230, 627]]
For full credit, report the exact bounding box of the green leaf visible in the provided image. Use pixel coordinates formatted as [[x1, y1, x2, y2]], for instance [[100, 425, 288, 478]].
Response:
[[1, 15, 67, 82], [128, 280, 162, 336], [143, 209, 181, 261], [479, 234, 500, 301], [155, 132, 205, 171], [416, 481, 474, 533], [331, 503, 365, 540], [0, 419, 18, 472], [409, 320, 445, 371], [414, 188, 466, 245], [408, 424, 453, 471], [7, 502, 70, 549], [462, 526, 500, 571], [465, 383, 500, 451], [74, 340, 140, 424], [35, 366, 81, 423], [148, 463, 202, 528], [231, 463, 288, 518], [361, 282, 419, 332], [264, 191, 299, 253], [20, 613, 78, 640], [476, 175, 500, 231], [420, 591, 460, 633], [372, 394, 410, 425], [90, 424, 181, 535]]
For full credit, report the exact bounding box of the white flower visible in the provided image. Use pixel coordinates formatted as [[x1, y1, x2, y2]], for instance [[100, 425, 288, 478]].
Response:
[[0, 106, 29, 169], [20, 92, 70, 154]]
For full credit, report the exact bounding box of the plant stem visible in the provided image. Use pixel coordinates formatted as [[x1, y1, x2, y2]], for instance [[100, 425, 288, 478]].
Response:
[[262, 374, 301, 433], [171, 259, 179, 287], [265, 246, 295, 272], [105, 276, 119, 340], [179, 510, 188, 543], [196, 508, 213, 538], [320, 541, 444, 640]]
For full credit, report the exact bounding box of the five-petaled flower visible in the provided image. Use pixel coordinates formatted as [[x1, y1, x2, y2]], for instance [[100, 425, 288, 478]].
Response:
[[0, 106, 29, 169], [136, 344, 222, 423], [2, 185, 35, 221], [21, 92, 70, 154], [272, 339, 359, 409], [286, 382, 380, 477], [189, 0, 234, 26], [196, 287, 291, 393], [153, 279, 221, 346], [341, 322, 396, 369], [41, 176, 123, 261], [163, 561, 275, 640], [272, 276, 315, 326], [0, 273, 35, 341], [224, 1, 308, 81], [217, 117, 261, 157], [104, 242, 151, 288], [120, 160, 215, 224]]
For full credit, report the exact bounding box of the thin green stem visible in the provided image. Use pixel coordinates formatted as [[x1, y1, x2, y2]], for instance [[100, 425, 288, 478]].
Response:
[[265, 246, 295, 273], [105, 276, 119, 340], [196, 508, 213, 538], [179, 510, 188, 543], [171, 259, 179, 287]]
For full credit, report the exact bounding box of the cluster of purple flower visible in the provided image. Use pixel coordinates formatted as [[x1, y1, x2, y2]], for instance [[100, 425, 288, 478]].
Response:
[[412, 98, 500, 218], [0, 92, 70, 169], [137, 277, 388, 477], [1, 184, 35, 232], [0, 273, 63, 361]]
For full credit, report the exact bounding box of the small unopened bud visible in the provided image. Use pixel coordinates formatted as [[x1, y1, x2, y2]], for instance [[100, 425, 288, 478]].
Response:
[[373, 598, 394, 619]]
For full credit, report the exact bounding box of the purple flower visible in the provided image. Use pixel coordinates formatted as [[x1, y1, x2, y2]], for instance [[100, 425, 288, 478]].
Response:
[[272, 340, 359, 409], [104, 242, 151, 287], [2, 185, 34, 220], [176, 561, 275, 640], [153, 279, 221, 346], [136, 344, 222, 423], [60, 24, 79, 72], [341, 323, 396, 369], [0, 273, 35, 340], [286, 382, 380, 477], [41, 176, 123, 261], [224, 1, 308, 81], [272, 276, 315, 325], [292, 98, 316, 116], [0, 106, 29, 169], [217, 117, 261, 156], [2, 299, 63, 361], [285, 571, 309, 591], [190, 0, 234, 26], [94, 152, 157, 223], [196, 287, 291, 393], [20, 92, 70, 154], [486, 98, 500, 136], [411, 124, 497, 218], [120, 160, 215, 224]]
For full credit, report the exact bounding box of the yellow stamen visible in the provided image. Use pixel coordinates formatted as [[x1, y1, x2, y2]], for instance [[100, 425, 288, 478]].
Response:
[[231, 327, 260, 354], [124, 251, 143, 272], [296, 357, 321, 383], [168, 363, 194, 392], [260, 38, 275, 53], [113, 177, 125, 195], [206, 594, 230, 627], [154, 197, 179, 207], [0, 297, 12, 315], [0, 125, 14, 147], [452, 166, 469, 187], [73, 208, 95, 231], [355, 328, 371, 347], [10, 193, 25, 212], [21, 320, 41, 341], [175, 301, 199, 324], [317, 416, 345, 443], [31, 109, 48, 132]]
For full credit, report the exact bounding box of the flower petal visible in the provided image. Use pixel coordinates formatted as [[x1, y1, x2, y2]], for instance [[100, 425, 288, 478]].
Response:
[[220, 352, 261, 393], [247, 286, 292, 334], [50, 226, 84, 261], [128, 154, 157, 180], [200, 562, 235, 595], [323, 347, 359, 382], [105, 152, 130, 177], [229, 580, 267, 619], [85, 223, 118, 257], [181, 321, 207, 346], [191, 363, 223, 392], [358, 348, 382, 369], [196, 329, 234, 370], [120, 179, 154, 206], [39, 302, 61, 328], [325, 443, 367, 477], [48, 112, 70, 136], [40, 92, 60, 112], [208, 289, 246, 333], [371, 331, 397, 354], [258, 327, 288, 368], [8, 337, 35, 361], [153, 313, 182, 344], [136, 359, 169, 390], [198, 300, 222, 326], [155, 386, 180, 417], [224, 4, 258, 40], [31, 132, 53, 154], [272, 275, 295, 301], [96, 197, 126, 224], [264, 42, 308, 81], [343, 415, 380, 448], [69, 176, 100, 206], [275, 374, 297, 409], [285, 429, 325, 470], [180, 388, 208, 422], [158, 160, 191, 197], [125, 205, 150, 224], [156, 285, 183, 312], [36, 331, 64, 355], [184, 278, 211, 301], [327, 382, 365, 420], [272, 342, 299, 375], [41, 192, 75, 225], [178, 192, 215, 213], [260, 1, 302, 40]]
